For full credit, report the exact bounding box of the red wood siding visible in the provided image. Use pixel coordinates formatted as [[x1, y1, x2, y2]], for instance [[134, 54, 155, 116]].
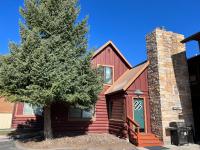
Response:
[[12, 116, 43, 130], [11, 43, 151, 138], [107, 93, 127, 138], [109, 98, 124, 120], [92, 45, 130, 82], [52, 94, 108, 133], [12, 94, 109, 134], [126, 69, 151, 133], [12, 103, 43, 130], [15, 103, 24, 115]]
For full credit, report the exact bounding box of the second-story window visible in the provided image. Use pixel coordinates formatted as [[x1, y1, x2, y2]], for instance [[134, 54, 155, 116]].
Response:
[[99, 65, 113, 84]]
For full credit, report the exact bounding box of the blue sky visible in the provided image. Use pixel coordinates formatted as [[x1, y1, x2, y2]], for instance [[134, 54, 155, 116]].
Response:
[[0, 0, 199, 66]]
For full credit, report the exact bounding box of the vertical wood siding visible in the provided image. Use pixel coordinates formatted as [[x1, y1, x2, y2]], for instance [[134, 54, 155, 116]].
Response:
[[126, 69, 151, 133], [92, 45, 130, 81]]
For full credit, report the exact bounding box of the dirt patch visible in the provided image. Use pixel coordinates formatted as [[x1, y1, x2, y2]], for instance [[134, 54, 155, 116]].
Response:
[[17, 133, 137, 150]]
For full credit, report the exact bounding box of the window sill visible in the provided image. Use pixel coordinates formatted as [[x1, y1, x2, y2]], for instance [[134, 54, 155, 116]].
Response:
[[103, 83, 113, 86], [14, 115, 37, 118], [109, 118, 124, 122]]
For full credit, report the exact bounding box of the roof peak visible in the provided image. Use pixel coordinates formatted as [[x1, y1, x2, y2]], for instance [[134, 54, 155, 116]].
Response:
[[133, 60, 148, 68], [92, 41, 132, 68]]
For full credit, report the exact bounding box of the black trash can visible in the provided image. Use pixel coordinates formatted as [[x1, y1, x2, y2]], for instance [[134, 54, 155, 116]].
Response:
[[169, 122, 188, 146], [187, 125, 194, 143]]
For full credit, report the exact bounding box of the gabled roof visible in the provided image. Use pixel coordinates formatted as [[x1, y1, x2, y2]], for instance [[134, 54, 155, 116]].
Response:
[[105, 61, 149, 95], [92, 41, 132, 68]]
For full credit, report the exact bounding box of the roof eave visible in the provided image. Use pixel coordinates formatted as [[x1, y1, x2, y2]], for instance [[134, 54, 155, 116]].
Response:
[[181, 32, 200, 43], [105, 61, 149, 95], [105, 89, 124, 96], [123, 61, 149, 91]]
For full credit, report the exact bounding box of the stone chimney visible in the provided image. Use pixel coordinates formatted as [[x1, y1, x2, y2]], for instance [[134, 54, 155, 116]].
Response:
[[146, 28, 194, 144]]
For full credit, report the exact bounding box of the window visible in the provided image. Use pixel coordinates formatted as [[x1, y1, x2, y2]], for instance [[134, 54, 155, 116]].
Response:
[[23, 103, 43, 116], [99, 65, 113, 84], [69, 106, 94, 119]]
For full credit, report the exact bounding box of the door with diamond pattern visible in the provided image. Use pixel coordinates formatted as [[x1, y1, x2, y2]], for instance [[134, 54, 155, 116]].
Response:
[[133, 98, 145, 132]]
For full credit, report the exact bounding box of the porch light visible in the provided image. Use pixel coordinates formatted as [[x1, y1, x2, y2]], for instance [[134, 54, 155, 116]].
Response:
[[134, 89, 143, 97]]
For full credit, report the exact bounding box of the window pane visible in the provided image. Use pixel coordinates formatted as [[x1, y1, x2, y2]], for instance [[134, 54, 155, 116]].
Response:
[[69, 108, 82, 118], [33, 107, 43, 116], [82, 109, 93, 118], [23, 103, 43, 116], [104, 66, 112, 84], [23, 103, 34, 115]]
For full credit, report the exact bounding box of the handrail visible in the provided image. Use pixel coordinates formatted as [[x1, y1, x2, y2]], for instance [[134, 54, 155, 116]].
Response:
[[127, 116, 140, 127], [126, 116, 140, 140]]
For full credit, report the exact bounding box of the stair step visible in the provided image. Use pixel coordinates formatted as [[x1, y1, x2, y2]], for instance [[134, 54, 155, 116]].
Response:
[[136, 133, 162, 147], [138, 140, 161, 144], [138, 136, 158, 140], [138, 133, 156, 137], [139, 133, 155, 136], [138, 142, 162, 147], [128, 132, 163, 147]]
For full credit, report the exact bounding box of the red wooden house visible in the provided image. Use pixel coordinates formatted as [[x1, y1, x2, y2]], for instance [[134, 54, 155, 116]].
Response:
[[12, 41, 162, 146]]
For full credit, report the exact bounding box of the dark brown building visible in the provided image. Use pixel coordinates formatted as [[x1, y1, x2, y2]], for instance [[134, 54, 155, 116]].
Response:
[[182, 32, 200, 142]]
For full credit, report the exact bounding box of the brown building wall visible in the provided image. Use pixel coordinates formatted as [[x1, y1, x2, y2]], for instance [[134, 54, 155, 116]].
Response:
[[126, 69, 151, 133], [0, 97, 14, 129], [92, 44, 130, 82], [0, 97, 14, 113], [107, 93, 127, 138], [12, 95, 109, 133]]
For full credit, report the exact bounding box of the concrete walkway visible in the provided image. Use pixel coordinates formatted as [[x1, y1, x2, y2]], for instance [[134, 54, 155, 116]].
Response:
[[138, 144, 200, 150], [0, 135, 11, 142], [0, 136, 19, 150]]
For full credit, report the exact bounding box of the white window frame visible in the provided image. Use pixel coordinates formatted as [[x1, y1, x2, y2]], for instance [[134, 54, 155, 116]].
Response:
[[68, 106, 95, 121]]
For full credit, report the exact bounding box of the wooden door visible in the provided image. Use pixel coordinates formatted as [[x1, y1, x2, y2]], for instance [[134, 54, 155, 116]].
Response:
[[133, 98, 145, 132]]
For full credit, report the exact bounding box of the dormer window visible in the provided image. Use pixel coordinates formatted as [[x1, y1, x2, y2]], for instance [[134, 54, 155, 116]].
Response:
[[99, 65, 113, 85]]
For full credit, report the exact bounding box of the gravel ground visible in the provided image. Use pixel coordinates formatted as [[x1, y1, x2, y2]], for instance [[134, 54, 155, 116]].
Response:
[[17, 133, 137, 150]]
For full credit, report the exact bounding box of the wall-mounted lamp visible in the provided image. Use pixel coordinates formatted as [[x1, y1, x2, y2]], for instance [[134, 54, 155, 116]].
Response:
[[172, 106, 182, 111], [134, 89, 143, 97]]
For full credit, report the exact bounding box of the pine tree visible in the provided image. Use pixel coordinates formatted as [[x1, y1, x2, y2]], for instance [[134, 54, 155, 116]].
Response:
[[0, 0, 102, 139]]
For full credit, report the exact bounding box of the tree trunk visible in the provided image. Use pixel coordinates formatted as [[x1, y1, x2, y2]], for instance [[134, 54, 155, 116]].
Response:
[[44, 104, 53, 139]]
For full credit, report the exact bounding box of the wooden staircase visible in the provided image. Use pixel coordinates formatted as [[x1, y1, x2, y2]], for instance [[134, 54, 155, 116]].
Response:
[[137, 133, 163, 147], [126, 116, 163, 147]]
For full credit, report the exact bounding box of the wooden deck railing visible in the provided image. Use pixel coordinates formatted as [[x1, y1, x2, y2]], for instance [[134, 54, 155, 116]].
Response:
[[126, 116, 140, 141]]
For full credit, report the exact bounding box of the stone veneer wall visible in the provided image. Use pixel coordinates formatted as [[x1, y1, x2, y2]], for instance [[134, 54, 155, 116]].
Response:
[[146, 28, 194, 144]]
